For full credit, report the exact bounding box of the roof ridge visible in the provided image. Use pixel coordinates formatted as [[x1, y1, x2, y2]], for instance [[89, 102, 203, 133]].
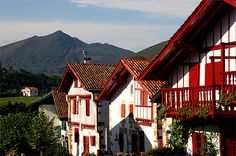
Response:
[[68, 62, 117, 67]]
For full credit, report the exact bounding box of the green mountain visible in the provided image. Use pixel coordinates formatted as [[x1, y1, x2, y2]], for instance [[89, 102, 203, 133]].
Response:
[[132, 41, 168, 60], [0, 30, 134, 75]]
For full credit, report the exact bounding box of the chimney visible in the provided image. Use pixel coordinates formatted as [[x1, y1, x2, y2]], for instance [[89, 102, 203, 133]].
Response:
[[82, 50, 92, 64]]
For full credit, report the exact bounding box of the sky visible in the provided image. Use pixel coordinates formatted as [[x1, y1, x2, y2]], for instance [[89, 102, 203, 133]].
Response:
[[0, 0, 201, 52]]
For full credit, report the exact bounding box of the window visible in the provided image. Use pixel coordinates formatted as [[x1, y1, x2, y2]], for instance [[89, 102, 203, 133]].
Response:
[[74, 79, 78, 88], [74, 128, 79, 142], [72, 98, 78, 114], [140, 90, 148, 106], [121, 104, 126, 117], [62, 121, 67, 130], [86, 99, 90, 116], [90, 136, 96, 146], [130, 85, 133, 95]]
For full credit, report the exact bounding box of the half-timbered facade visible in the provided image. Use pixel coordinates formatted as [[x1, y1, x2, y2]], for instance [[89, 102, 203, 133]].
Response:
[[58, 63, 115, 156], [140, 0, 236, 155], [97, 58, 165, 154]]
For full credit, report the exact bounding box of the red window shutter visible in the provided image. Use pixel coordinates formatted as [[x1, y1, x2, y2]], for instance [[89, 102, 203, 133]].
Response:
[[90, 136, 96, 146], [129, 104, 133, 114], [140, 90, 144, 105], [74, 128, 79, 142], [140, 90, 148, 106], [192, 132, 197, 155], [72, 99, 77, 114], [143, 91, 148, 106], [86, 99, 90, 116], [121, 104, 126, 117], [74, 79, 78, 88]]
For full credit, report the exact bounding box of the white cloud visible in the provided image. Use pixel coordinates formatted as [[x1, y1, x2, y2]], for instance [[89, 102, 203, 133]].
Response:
[[71, 0, 201, 18], [0, 20, 178, 51]]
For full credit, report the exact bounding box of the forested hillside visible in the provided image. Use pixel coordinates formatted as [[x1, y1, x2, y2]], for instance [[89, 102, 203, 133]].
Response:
[[0, 67, 60, 97]]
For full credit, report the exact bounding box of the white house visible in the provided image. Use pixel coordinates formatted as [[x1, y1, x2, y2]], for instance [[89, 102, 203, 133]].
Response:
[[21, 86, 38, 96], [58, 63, 115, 156], [140, 0, 236, 155], [31, 90, 68, 148], [97, 58, 165, 154]]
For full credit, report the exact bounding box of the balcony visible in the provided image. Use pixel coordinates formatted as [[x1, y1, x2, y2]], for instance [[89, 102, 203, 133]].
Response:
[[136, 105, 153, 121], [161, 71, 236, 118]]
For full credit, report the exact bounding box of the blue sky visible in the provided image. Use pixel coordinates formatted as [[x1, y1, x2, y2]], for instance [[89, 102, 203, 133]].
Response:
[[0, 0, 201, 52]]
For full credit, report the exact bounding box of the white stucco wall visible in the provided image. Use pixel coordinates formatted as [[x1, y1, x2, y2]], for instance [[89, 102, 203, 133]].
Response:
[[39, 104, 60, 127], [109, 75, 158, 154]]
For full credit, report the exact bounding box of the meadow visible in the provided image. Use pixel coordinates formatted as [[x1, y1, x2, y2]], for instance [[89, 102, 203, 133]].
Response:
[[0, 96, 40, 105]]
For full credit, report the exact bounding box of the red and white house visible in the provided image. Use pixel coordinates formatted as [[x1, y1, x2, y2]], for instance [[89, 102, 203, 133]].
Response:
[[21, 86, 38, 96], [97, 58, 165, 154], [140, 0, 236, 155], [58, 63, 115, 156]]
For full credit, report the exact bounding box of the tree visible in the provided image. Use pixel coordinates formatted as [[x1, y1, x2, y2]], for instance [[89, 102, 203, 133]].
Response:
[[0, 112, 60, 156], [0, 112, 31, 155], [27, 112, 58, 156]]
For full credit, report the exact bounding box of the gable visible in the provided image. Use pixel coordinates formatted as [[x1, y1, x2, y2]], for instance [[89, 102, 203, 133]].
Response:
[[140, 0, 236, 80]]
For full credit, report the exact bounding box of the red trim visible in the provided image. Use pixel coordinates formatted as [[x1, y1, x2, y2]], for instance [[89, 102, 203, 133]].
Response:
[[223, 0, 236, 7], [97, 61, 123, 100], [70, 122, 80, 126], [139, 0, 211, 80], [82, 124, 95, 130], [69, 94, 91, 98]]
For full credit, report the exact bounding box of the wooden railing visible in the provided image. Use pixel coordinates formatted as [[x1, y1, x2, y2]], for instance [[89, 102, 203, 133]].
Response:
[[222, 71, 236, 93], [135, 105, 153, 121], [220, 71, 236, 107], [161, 85, 221, 117]]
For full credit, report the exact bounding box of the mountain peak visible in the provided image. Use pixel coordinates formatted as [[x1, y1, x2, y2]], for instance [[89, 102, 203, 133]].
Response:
[[50, 30, 70, 38], [0, 31, 134, 75]]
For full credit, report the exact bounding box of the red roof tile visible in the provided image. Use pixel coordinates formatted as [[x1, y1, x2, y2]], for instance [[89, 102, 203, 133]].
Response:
[[52, 91, 68, 119], [98, 58, 165, 100], [121, 58, 165, 97], [58, 63, 116, 92]]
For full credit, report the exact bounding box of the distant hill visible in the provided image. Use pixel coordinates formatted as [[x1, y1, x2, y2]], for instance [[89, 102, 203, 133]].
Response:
[[0, 30, 134, 75], [132, 41, 168, 60]]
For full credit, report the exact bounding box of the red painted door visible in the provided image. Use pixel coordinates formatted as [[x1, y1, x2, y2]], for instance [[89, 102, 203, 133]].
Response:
[[205, 62, 222, 86], [84, 136, 90, 153], [189, 63, 199, 87]]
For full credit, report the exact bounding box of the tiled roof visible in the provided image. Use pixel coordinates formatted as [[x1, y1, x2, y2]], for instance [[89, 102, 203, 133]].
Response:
[[69, 63, 116, 90], [121, 58, 165, 97], [24, 86, 38, 90], [52, 91, 68, 119], [121, 58, 150, 79], [98, 58, 165, 100]]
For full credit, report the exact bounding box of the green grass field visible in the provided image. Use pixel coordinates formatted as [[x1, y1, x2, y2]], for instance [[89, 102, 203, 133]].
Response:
[[0, 96, 41, 105]]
